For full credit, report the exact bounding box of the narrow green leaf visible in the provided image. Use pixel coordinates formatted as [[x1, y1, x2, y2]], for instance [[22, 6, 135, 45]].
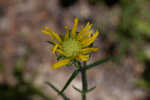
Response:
[[81, 56, 116, 71], [46, 82, 70, 100], [72, 85, 95, 94], [86, 86, 96, 93], [59, 56, 116, 95], [60, 69, 80, 93], [60, 56, 116, 94], [72, 85, 82, 93], [46, 82, 60, 93]]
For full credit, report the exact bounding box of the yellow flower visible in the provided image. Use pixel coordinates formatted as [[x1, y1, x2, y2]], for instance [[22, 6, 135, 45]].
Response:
[[42, 18, 99, 69]]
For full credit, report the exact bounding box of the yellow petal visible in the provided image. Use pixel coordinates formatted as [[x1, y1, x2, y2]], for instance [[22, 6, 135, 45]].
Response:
[[78, 30, 93, 40], [56, 49, 67, 56], [72, 18, 78, 38], [84, 30, 93, 38], [41, 30, 53, 40], [76, 54, 89, 61], [77, 22, 92, 40], [64, 25, 69, 40], [80, 48, 99, 54], [52, 44, 58, 54], [80, 30, 99, 47], [44, 26, 62, 43], [52, 58, 71, 69]]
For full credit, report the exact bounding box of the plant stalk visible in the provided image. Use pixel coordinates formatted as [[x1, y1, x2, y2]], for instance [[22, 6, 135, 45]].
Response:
[[80, 62, 88, 100]]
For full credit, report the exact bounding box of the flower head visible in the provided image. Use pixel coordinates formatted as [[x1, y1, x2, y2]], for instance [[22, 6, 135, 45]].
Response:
[[42, 18, 99, 69]]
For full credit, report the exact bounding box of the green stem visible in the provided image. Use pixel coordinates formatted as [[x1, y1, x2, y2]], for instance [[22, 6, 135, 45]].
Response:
[[81, 69, 87, 100], [80, 62, 88, 100]]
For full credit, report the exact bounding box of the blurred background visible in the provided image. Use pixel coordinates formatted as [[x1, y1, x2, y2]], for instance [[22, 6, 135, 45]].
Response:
[[0, 0, 150, 100]]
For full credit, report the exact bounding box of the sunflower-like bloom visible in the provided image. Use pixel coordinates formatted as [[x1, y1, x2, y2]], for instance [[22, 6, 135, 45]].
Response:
[[42, 18, 99, 69]]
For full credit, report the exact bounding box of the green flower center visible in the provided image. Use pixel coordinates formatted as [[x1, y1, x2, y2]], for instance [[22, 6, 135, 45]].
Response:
[[62, 38, 81, 57]]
